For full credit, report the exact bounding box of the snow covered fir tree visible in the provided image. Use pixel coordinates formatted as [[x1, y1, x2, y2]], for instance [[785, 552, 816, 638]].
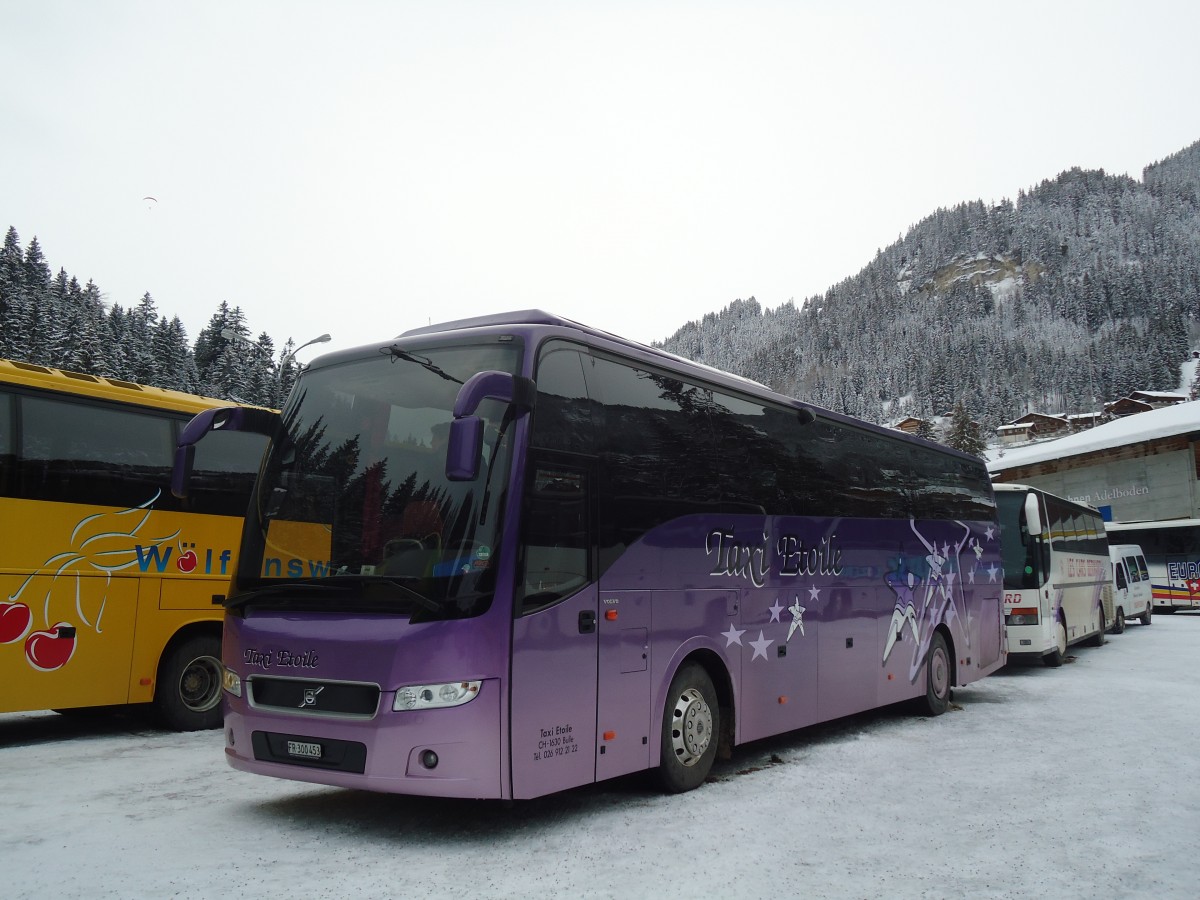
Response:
[[4, 138, 1200, 443], [0, 227, 304, 408]]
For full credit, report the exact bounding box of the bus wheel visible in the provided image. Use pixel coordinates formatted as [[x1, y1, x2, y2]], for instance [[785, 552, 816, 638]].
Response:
[[1044, 618, 1067, 667], [1112, 608, 1126, 635], [155, 634, 223, 731], [919, 632, 951, 716], [1140, 606, 1152, 626], [657, 663, 719, 793]]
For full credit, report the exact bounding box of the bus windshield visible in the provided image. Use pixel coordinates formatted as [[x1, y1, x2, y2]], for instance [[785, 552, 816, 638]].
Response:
[[996, 489, 1041, 589], [237, 341, 521, 620]]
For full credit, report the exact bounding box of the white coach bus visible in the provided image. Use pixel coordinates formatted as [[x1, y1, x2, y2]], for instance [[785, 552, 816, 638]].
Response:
[[995, 484, 1110, 666]]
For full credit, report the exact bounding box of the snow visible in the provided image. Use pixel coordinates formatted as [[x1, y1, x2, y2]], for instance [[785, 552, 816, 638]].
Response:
[[4, 615, 1200, 899], [988, 400, 1200, 471]]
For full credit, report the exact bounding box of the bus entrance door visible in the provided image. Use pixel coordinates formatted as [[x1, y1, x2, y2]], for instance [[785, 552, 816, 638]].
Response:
[[508, 584, 599, 799]]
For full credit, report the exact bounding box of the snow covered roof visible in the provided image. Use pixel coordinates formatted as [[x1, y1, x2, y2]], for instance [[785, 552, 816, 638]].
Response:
[[987, 400, 1200, 471], [1129, 390, 1188, 401]]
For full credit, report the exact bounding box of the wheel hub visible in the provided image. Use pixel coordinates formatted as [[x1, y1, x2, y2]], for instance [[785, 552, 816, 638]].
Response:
[[930, 648, 948, 698], [180, 656, 222, 712], [670, 687, 712, 767]]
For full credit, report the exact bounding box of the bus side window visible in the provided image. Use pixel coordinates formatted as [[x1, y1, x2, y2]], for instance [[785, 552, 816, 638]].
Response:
[[18, 394, 173, 507], [519, 343, 596, 615], [0, 390, 12, 497], [188, 429, 269, 516], [518, 458, 591, 615]]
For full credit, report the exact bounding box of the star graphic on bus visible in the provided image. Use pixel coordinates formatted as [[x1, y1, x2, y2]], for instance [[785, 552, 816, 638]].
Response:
[[768, 599, 784, 622], [749, 631, 774, 661], [721, 624, 746, 646]]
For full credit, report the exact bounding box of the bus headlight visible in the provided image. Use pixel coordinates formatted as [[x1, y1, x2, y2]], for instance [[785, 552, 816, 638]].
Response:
[[393, 680, 481, 711], [222, 666, 242, 698]]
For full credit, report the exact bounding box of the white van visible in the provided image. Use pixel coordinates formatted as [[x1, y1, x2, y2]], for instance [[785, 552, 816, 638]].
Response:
[[1108, 544, 1152, 632]]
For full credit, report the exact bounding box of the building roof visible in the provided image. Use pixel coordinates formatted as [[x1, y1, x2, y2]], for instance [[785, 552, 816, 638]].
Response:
[[987, 400, 1200, 472], [1007, 412, 1067, 426], [1128, 390, 1188, 402]]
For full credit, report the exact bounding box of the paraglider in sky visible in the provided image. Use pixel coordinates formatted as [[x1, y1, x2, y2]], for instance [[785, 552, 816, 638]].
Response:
[[143, 196, 157, 210]]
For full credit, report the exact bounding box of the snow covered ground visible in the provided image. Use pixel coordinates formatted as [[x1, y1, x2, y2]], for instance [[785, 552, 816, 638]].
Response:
[[4, 614, 1199, 899]]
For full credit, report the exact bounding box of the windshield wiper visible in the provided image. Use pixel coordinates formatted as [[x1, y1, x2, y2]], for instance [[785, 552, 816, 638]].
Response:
[[324, 574, 442, 613], [224, 580, 342, 610], [384, 346, 463, 384]]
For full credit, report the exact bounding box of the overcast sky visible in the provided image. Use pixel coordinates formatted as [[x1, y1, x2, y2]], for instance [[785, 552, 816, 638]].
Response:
[[4, 1, 1199, 356]]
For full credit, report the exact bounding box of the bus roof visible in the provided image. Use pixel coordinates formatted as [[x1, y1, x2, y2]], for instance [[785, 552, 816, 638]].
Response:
[[1106, 518, 1200, 531], [0, 357, 255, 415], [400, 308, 772, 391]]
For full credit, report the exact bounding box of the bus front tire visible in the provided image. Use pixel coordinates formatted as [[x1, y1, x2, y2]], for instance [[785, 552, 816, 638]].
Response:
[[1139, 607, 1152, 626], [1044, 618, 1067, 667], [919, 632, 951, 716], [657, 663, 719, 793], [155, 634, 223, 731]]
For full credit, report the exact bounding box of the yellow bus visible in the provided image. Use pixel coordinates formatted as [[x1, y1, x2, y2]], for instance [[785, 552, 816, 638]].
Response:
[[0, 357, 270, 729]]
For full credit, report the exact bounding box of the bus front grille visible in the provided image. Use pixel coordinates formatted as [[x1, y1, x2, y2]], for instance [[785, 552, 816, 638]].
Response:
[[247, 676, 380, 718]]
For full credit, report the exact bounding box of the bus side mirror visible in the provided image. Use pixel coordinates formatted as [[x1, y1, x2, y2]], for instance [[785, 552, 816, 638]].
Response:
[[1023, 492, 1042, 538], [446, 418, 485, 481], [172, 406, 280, 498], [445, 370, 534, 482]]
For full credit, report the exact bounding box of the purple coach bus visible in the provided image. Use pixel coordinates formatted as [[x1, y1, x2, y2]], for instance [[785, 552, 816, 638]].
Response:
[[173, 310, 1006, 799]]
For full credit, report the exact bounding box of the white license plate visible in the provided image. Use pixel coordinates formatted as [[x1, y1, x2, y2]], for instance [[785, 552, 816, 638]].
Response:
[[286, 740, 323, 759]]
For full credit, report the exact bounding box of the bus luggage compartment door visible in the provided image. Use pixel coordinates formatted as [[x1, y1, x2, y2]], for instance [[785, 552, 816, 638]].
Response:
[[595, 590, 651, 782]]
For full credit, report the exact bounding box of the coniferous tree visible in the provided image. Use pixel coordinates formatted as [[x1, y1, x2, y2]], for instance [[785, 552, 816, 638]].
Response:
[[943, 400, 987, 456]]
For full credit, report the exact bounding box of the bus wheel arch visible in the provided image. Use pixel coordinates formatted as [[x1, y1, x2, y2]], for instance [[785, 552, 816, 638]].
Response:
[[154, 625, 224, 731], [656, 652, 731, 793]]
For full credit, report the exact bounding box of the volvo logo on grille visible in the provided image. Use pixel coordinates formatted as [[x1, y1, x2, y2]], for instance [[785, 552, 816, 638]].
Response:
[[299, 686, 325, 708]]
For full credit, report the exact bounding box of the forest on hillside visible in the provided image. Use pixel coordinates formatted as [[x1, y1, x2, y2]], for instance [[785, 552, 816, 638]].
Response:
[[660, 140, 1200, 429]]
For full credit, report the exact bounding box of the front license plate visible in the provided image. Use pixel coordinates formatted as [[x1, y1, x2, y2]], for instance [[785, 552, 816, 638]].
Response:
[[286, 740, 323, 760]]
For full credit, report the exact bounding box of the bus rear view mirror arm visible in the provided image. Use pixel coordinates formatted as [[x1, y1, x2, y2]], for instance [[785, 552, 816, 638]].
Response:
[[446, 371, 535, 482], [171, 406, 280, 499]]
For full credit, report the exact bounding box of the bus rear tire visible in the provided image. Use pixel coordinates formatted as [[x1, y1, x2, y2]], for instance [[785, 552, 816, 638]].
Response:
[[1111, 608, 1126, 635], [155, 634, 223, 731], [657, 663, 719, 793], [1044, 618, 1067, 667], [919, 632, 951, 716]]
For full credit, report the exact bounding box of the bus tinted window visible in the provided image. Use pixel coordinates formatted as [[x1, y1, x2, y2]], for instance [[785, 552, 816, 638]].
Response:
[[0, 391, 11, 496], [530, 343, 593, 454], [589, 356, 720, 566], [189, 429, 268, 517], [17, 394, 173, 507]]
